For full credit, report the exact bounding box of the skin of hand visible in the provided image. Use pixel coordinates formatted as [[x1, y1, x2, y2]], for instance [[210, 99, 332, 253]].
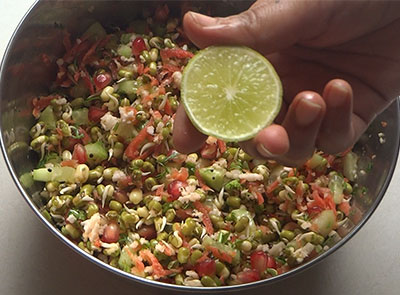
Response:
[[172, 0, 400, 166]]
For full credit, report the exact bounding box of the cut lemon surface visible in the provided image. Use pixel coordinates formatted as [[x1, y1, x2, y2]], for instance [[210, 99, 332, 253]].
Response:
[[181, 46, 282, 142]]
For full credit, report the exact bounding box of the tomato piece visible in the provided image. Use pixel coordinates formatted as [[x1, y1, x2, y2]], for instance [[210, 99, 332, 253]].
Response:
[[94, 72, 112, 90], [72, 143, 88, 164], [195, 259, 216, 277], [175, 208, 193, 221], [101, 222, 120, 243], [194, 201, 214, 235], [237, 269, 261, 283], [267, 255, 277, 269], [132, 37, 146, 57], [88, 106, 107, 123], [79, 127, 91, 145], [250, 251, 268, 273], [138, 225, 157, 240], [167, 180, 187, 201], [200, 143, 217, 159]]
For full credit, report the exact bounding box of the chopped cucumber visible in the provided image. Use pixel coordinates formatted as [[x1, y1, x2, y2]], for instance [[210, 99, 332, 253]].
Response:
[[32, 166, 75, 183]]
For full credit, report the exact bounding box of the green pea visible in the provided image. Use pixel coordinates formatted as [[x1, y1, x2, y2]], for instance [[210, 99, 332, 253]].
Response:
[[226, 196, 241, 209], [129, 188, 143, 204], [164, 209, 175, 223], [344, 182, 353, 194], [189, 249, 203, 265], [177, 247, 190, 264], [130, 159, 144, 169], [88, 166, 104, 183], [235, 216, 249, 233], [266, 268, 278, 276], [168, 234, 183, 248], [87, 203, 99, 218], [252, 164, 270, 180], [156, 154, 167, 163], [30, 135, 48, 151], [148, 200, 162, 212], [80, 184, 94, 195], [164, 38, 175, 48], [48, 134, 59, 145], [113, 142, 124, 159], [90, 126, 102, 141], [142, 161, 155, 173], [65, 224, 80, 239], [144, 177, 157, 191], [149, 48, 159, 62], [181, 218, 196, 236], [140, 50, 151, 64], [157, 232, 169, 241], [268, 217, 282, 232], [70, 97, 84, 108], [201, 276, 217, 287], [168, 97, 179, 112], [106, 210, 119, 220], [120, 98, 130, 107], [131, 169, 142, 180], [121, 211, 138, 227], [96, 184, 105, 196], [280, 229, 295, 241], [45, 181, 59, 193], [109, 200, 122, 212], [175, 273, 184, 285], [29, 122, 46, 138], [103, 167, 118, 181], [161, 127, 171, 139], [149, 62, 157, 76]]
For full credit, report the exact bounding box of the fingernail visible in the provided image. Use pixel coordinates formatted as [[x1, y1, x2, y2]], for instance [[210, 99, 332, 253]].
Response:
[[295, 97, 322, 126], [188, 11, 218, 27], [257, 143, 278, 158], [329, 82, 349, 107]]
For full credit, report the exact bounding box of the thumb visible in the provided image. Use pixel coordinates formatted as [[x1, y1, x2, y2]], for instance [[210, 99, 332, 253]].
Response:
[[183, 0, 325, 54]]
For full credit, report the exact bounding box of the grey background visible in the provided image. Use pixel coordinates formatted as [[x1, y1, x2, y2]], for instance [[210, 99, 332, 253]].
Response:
[[0, 1, 399, 294]]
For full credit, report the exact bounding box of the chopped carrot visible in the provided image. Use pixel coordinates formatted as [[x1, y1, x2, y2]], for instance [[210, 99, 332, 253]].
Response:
[[140, 249, 171, 278], [206, 246, 234, 264], [124, 119, 154, 159], [60, 159, 78, 168], [170, 167, 189, 182], [266, 179, 280, 196], [217, 140, 227, 154], [194, 201, 214, 235]]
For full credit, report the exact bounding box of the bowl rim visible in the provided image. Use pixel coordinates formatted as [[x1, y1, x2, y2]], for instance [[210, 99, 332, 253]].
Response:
[[1, 0, 400, 291]]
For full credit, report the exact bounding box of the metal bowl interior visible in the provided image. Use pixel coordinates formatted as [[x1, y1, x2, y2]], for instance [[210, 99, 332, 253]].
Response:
[[0, 0, 399, 292]]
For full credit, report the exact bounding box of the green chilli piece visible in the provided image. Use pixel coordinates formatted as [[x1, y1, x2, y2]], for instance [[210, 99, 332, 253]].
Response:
[[199, 166, 225, 191], [85, 141, 108, 166], [32, 166, 75, 183]]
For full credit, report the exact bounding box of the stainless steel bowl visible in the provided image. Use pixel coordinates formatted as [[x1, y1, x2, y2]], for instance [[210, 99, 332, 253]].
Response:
[[1, 0, 399, 292]]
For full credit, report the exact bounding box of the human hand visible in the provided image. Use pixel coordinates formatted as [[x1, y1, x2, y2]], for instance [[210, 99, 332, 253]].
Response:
[[173, 0, 400, 166]]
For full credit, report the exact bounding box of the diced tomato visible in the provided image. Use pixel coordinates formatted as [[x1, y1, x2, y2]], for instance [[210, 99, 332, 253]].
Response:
[[132, 37, 146, 57], [88, 106, 107, 123], [250, 251, 268, 273], [79, 127, 91, 144], [94, 72, 112, 90], [72, 143, 87, 164], [137, 225, 156, 240], [175, 208, 193, 221], [200, 143, 217, 159], [32, 95, 59, 117], [167, 180, 187, 201], [338, 201, 351, 216], [101, 222, 120, 243], [62, 137, 81, 151], [164, 99, 173, 115], [267, 255, 277, 269], [195, 259, 216, 277], [114, 190, 129, 203], [237, 269, 260, 283]]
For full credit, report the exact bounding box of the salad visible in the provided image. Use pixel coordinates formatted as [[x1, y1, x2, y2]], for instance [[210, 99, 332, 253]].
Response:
[[27, 5, 359, 287]]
